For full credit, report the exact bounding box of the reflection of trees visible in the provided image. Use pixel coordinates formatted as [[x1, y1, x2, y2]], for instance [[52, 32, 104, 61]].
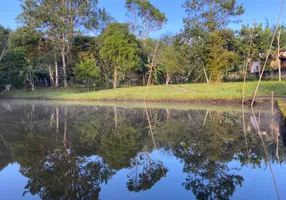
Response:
[[183, 160, 243, 200], [98, 124, 141, 170], [20, 148, 114, 200], [157, 111, 246, 200], [0, 104, 116, 199], [1, 102, 286, 199], [74, 107, 145, 170], [127, 150, 168, 192]]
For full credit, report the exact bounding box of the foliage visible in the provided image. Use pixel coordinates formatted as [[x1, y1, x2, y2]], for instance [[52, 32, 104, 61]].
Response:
[[73, 53, 102, 89], [183, 0, 244, 32], [207, 31, 238, 83], [19, 0, 107, 88], [159, 45, 188, 84], [125, 0, 167, 40], [183, 0, 244, 83], [100, 23, 140, 88], [8, 27, 45, 90]]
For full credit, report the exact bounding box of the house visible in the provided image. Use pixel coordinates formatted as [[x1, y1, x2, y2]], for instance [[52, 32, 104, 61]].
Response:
[[249, 51, 286, 78]]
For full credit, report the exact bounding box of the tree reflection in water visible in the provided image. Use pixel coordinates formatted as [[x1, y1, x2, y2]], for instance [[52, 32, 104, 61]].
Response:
[[0, 101, 285, 200], [127, 150, 168, 192]]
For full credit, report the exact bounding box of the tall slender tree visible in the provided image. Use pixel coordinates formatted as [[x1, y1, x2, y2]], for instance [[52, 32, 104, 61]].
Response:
[[125, 0, 167, 42]]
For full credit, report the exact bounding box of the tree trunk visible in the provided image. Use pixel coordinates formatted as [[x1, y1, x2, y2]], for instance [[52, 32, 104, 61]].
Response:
[[142, 71, 146, 86], [47, 65, 54, 87], [104, 72, 108, 88], [29, 71, 35, 91], [166, 73, 171, 85], [203, 66, 210, 83], [113, 64, 117, 89], [147, 70, 152, 85], [55, 59, 59, 88], [277, 30, 281, 82], [61, 0, 68, 88], [61, 50, 68, 88], [87, 79, 90, 91]]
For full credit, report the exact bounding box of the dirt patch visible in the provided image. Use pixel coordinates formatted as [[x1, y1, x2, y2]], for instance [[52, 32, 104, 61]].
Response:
[[171, 86, 197, 93]]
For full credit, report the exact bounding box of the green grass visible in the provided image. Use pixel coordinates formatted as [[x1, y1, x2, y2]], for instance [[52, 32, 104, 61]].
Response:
[[2, 81, 286, 102], [278, 100, 286, 119]]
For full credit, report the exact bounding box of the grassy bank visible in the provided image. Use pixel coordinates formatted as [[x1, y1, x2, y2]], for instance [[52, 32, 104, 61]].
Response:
[[278, 100, 286, 119], [1, 81, 286, 102]]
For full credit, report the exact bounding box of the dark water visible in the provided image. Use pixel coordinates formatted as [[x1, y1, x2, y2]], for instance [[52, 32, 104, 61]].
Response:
[[0, 100, 286, 200]]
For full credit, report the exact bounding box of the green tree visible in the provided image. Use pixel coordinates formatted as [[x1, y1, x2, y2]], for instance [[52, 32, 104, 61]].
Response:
[[0, 26, 11, 90], [0, 26, 10, 62], [159, 45, 188, 85], [9, 27, 44, 90], [100, 23, 140, 88], [207, 31, 238, 83], [73, 53, 101, 90], [19, 0, 103, 88], [183, 0, 244, 82], [183, 0, 244, 32]]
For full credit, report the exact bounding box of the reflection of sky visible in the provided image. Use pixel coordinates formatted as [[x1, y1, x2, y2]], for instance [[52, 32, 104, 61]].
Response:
[[100, 150, 195, 200], [0, 163, 39, 200], [230, 160, 286, 200]]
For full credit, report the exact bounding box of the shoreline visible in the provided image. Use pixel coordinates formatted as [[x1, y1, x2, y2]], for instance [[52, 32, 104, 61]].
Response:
[[1, 81, 286, 107], [0, 96, 277, 113]]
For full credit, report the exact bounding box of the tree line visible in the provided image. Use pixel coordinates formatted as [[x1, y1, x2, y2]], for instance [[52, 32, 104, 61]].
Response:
[[0, 0, 285, 91]]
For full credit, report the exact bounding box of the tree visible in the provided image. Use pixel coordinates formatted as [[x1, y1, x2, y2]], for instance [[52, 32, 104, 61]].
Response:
[[183, 0, 244, 82], [0, 26, 10, 62], [125, 0, 167, 41], [183, 0, 244, 33], [100, 23, 140, 88], [19, 0, 103, 88], [73, 53, 101, 90], [207, 31, 238, 83], [9, 27, 44, 90], [127, 151, 168, 192], [0, 26, 11, 90], [159, 45, 188, 85], [125, 0, 167, 86]]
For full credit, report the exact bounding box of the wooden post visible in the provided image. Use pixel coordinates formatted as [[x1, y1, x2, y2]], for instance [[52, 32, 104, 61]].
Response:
[[251, 0, 285, 107], [277, 30, 282, 82]]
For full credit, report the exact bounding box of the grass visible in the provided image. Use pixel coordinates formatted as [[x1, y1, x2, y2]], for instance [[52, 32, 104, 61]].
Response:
[[1, 81, 286, 102], [277, 100, 286, 119]]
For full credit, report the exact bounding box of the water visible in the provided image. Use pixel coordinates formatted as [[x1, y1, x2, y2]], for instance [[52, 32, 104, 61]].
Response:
[[0, 100, 285, 200]]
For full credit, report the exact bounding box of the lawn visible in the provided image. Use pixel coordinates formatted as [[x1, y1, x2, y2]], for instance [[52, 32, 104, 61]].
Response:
[[1, 81, 286, 102]]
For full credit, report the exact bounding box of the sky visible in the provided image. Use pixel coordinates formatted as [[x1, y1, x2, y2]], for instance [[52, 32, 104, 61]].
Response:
[[0, 0, 285, 36]]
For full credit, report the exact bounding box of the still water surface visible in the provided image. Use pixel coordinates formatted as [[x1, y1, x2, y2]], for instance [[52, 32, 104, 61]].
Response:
[[0, 100, 286, 200]]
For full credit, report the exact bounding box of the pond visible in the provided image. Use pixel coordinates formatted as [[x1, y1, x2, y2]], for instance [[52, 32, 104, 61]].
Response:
[[0, 100, 285, 200]]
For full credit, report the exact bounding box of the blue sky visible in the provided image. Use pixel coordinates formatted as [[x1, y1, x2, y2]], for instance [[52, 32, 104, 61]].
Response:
[[0, 0, 285, 35]]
